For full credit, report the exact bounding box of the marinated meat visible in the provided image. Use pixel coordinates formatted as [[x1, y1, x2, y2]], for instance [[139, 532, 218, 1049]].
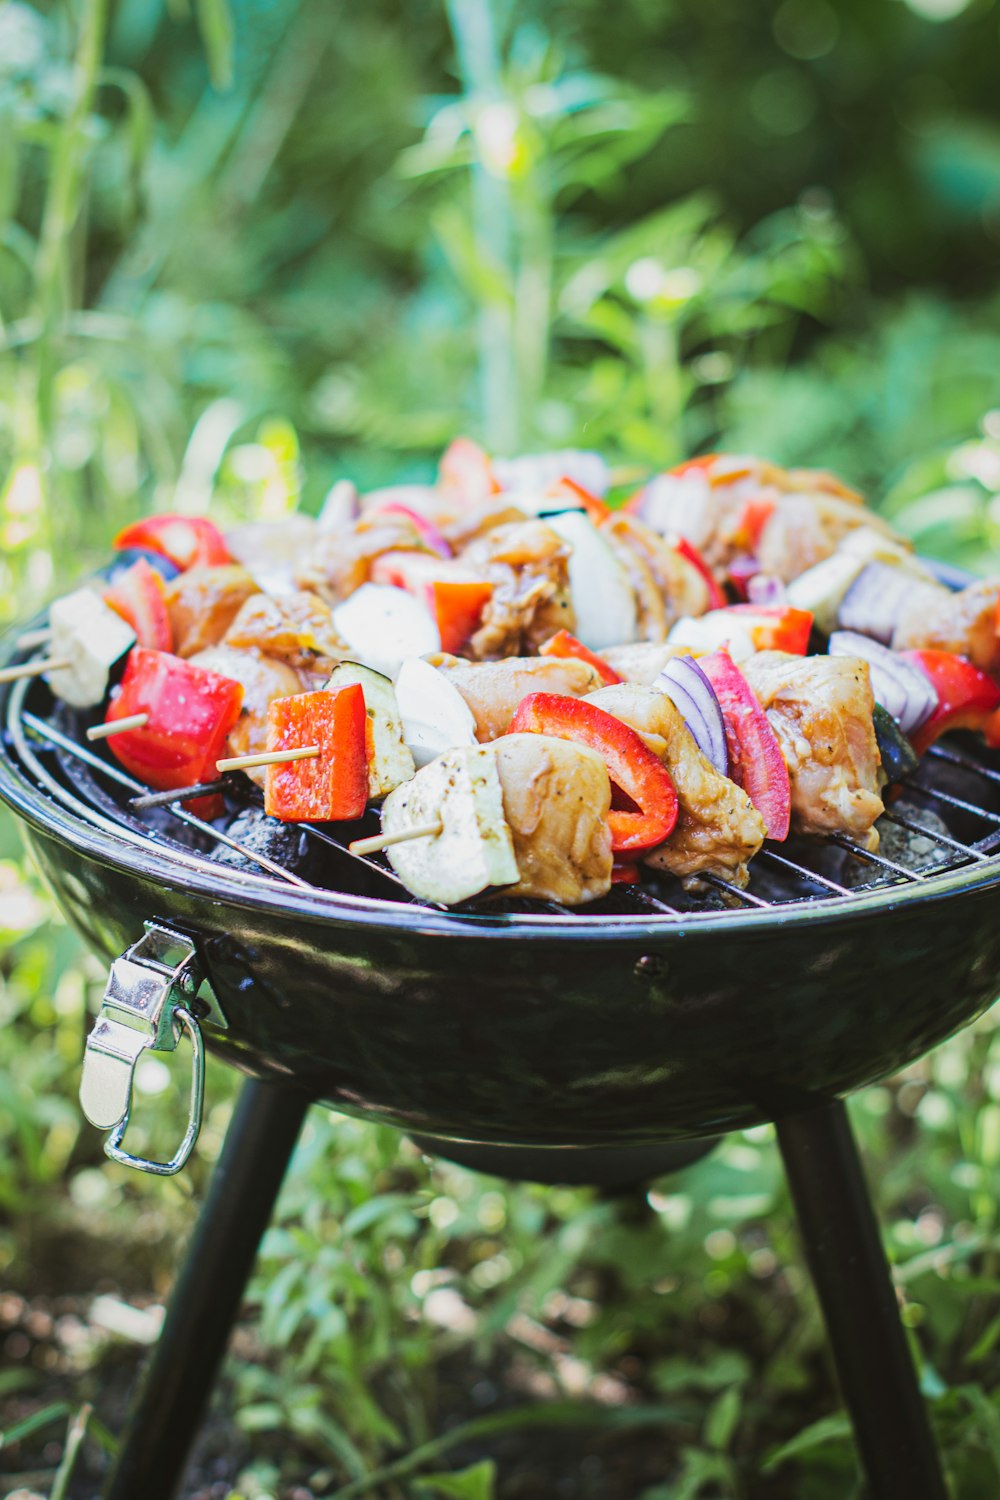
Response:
[[585, 683, 766, 886], [892, 577, 1000, 677], [164, 566, 260, 658], [223, 590, 350, 673], [756, 493, 896, 583], [603, 514, 710, 629], [493, 734, 613, 904], [459, 520, 575, 657], [742, 651, 883, 848], [436, 655, 605, 741], [601, 641, 691, 685], [295, 513, 429, 606], [189, 644, 304, 789]]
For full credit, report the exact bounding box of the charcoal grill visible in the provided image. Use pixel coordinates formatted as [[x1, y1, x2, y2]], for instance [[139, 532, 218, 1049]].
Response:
[[2, 563, 996, 1500]]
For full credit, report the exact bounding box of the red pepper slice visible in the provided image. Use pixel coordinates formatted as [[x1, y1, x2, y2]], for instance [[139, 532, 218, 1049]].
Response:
[[900, 650, 1000, 755], [611, 861, 641, 884], [538, 630, 622, 685], [731, 496, 776, 553], [114, 515, 231, 572], [264, 687, 368, 822], [507, 692, 679, 853], [432, 580, 494, 654], [672, 536, 727, 610], [439, 437, 501, 503], [103, 558, 173, 651], [699, 649, 791, 841], [104, 648, 244, 799], [714, 604, 813, 655], [546, 475, 610, 524]]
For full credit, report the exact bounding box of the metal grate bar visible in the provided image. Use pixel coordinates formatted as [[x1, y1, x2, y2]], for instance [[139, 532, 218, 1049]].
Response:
[[908, 782, 1000, 825], [926, 743, 1000, 786], [879, 809, 990, 863], [626, 888, 683, 917], [20, 711, 313, 890], [699, 872, 773, 908], [823, 830, 926, 882], [758, 847, 852, 896]]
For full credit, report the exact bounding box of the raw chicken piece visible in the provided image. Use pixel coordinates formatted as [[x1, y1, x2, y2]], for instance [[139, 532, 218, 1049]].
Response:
[[164, 566, 260, 658], [436, 655, 605, 741], [459, 520, 575, 657], [603, 514, 711, 631], [224, 590, 350, 673], [742, 651, 883, 848], [892, 577, 1000, 678], [189, 644, 304, 789], [493, 734, 613, 904], [295, 513, 429, 606], [756, 493, 896, 583], [585, 684, 765, 886], [602, 641, 692, 685]]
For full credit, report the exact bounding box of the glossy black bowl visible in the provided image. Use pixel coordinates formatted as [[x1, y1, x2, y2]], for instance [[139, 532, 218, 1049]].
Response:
[[3, 582, 1000, 1155]]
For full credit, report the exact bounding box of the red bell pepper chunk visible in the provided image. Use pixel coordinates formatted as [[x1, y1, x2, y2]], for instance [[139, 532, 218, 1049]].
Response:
[[611, 861, 641, 884], [546, 475, 610, 524], [699, 649, 791, 841], [507, 692, 679, 853], [439, 437, 501, 503], [103, 558, 173, 652], [538, 630, 622, 685], [104, 648, 244, 804], [265, 686, 368, 823], [114, 515, 231, 572], [432, 580, 494, 655], [714, 604, 813, 655], [900, 650, 1000, 755], [672, 536, 727, 610], [732, 496, 776, 553]]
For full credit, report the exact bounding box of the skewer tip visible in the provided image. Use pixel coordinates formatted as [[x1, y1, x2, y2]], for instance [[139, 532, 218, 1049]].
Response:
[[349, 821, 444, 857]]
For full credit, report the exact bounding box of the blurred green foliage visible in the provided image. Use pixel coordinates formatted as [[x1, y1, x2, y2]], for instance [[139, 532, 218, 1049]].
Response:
[[3, 0, 1000, 1495]]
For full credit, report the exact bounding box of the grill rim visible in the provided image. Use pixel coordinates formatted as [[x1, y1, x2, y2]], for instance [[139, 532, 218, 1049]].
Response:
[[5, 557, 1000, 941]]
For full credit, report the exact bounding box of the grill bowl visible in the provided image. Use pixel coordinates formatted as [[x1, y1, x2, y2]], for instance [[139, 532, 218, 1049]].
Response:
[[4, 562, 1000, 1149]]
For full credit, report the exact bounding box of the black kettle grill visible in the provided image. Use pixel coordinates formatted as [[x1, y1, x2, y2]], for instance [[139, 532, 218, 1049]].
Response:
[[2, 564, 998, 1500]]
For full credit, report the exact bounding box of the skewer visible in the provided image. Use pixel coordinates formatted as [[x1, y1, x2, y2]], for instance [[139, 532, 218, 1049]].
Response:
[[349, 821, 444, 857], [216, 745, 319, 773], [129, 779, 230, 811], [87, 713, 149, 741], [17, 627, 53, 650], [0, 656, 72, 684]]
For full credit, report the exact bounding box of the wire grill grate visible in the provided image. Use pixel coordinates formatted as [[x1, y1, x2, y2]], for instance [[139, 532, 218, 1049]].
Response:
[[7, 674, 1000, 925]]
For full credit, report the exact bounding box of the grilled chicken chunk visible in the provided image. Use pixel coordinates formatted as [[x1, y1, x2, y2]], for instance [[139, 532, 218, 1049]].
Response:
[[892, 577, 1000, 678], [190, 644, 305, 789], [164, 566, 260, 658], [459, 519, 575, 657], [585, 684, 766, 886], [223, 590, 350, 673], [295, 513, 429, 606], [436, 655, 605, 741], [493, 734, 613, 904], [603, 514, 711, 633], [742, 651, 883, 848]]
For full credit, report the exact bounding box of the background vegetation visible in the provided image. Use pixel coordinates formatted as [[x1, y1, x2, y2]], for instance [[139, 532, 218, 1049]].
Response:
[[3, 0, 1000, 1495]]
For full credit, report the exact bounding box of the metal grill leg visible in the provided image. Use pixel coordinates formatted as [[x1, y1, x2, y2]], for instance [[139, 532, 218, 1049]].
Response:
[[776, 1100, 949, 1500], [103, 1077, 311, 1500]]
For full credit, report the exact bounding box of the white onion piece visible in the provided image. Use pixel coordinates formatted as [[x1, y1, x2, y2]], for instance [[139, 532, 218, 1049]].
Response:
[[545, 511, 638, 650], [828, 630, 938, 735], [655, 656, 728, 775], [332, 584, 440, 679], [837, 563, 924, 645], [746, 574, 787, 606]]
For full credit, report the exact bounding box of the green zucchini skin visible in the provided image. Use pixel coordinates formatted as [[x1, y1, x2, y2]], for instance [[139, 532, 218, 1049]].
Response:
[[873, 702, 919, 784]]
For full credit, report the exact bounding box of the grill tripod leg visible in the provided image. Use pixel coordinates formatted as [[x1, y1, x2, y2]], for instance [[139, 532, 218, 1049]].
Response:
[[776, 1100, 949, 1500], [102, 1078, 311, 1500]]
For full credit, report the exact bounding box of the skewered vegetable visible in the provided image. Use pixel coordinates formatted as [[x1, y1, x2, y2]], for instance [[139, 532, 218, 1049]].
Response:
[[264, 687, 368, 822], [114, 514, 231, 572], [507, 692, 679, 853], [901, 650, 1000, 755], [394, 658, 479, 767], [827, 631, 937, 736], [539, 630, 622, 685], [325, 662, 414, 798], [331, 583, 441, 677], [699, 649, 791, 841], [654, 656, 728, 775], [47, 588, 137, 708], [544, 511, 638, 650], [104, 558, 173, 652]]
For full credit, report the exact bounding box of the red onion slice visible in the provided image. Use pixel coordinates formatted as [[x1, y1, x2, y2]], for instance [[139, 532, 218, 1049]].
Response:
[[654, 656, 728, 775], [746, 573, 787, 606], [837, 563, 923, 645], [828, 630, 938, 735]]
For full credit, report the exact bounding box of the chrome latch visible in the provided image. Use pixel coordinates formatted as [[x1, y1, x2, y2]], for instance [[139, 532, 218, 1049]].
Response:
[[80, 923, 222, 1176]]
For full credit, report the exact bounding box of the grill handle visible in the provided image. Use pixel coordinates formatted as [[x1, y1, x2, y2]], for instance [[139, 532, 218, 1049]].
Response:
[[80, 923, 225, 1176]]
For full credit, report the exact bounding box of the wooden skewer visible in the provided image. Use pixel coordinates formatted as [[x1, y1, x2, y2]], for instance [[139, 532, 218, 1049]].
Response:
[[87, 713, 149, 741], [216, 745, 320, 773], [0, 656, 72, 684], [349, 821, 444, 857], [17, 627, 53, 650]]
